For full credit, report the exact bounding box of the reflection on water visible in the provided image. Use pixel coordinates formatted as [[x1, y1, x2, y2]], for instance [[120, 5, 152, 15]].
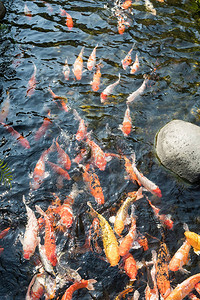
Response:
[[0, 0, 200, 299]]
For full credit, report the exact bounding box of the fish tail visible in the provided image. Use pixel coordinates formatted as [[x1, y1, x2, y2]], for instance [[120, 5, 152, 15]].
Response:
[[87, 279, 97, 290]]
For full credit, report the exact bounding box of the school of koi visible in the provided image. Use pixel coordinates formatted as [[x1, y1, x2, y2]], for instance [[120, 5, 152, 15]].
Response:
[[0, 0, 200, 299]]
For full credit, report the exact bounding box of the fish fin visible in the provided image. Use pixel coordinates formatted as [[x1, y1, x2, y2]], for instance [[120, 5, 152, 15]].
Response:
[[183, 223, 189, 231], [194, 248, 200, 255], [179, 267, 190, 274], [44, 171, 50, 179], [118, 124, 123, 131], [87, 279, 97, 290], [136, 261, 144, 270], [136, 187, 143, 200], [109, 216, 115, 224], [131, 241, 141, 249]]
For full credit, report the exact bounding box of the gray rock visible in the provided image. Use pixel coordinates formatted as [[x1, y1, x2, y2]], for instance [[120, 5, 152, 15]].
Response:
[[155, 120, 200, 183], [0, 1, 6, 20]]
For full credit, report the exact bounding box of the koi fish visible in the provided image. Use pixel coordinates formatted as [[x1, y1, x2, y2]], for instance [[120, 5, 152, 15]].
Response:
[[48, 86, 69, 112], [24, 3, 32, 19], [86, 138, 107, 171], [60, 9, 73, 30], [0, 122, 30, 149], [119, 105, 133, 137], [121, 47, 133, 70], [91, 62, 102, 92], [126, 76, 148, 104], [0, 227, 10, 239], [145, 250, 159, 300], [87, 201, 120, 266], [130, 53, 139, 74], [184, 230, 200, 255], [100, 73, 121, 103], [73, 109, 88, 141], [26, 272, 45, 300], [146, 196, 173, 229], [145, 0, 156, 16], [47, 161, 71, 180], [123, 253, 138, 281], [118, 205, 137, 256], [35, 205, 57, 266], [26, 62, 37, 97], [0, 91, 10, 122], [112, 187, 143, 236], [31, 146, 52, 190], [63, 58, 70, 80], [123, 155, 140, 185], [38, 243, 55, 276], [122, 0, 132, 9], [117, 16, 126, 35], [61, 279, 97, 300], [87, 44, 98, 71], [73, 46, 84, 80], [165, 273, 200, 300], [82, 164, 105, 205], [21, 196, 39, 260], [34, 111, 52, 141], [155, 242, 171, 298], [169, 240, 191, 273], [55, 139, 71, 170], [131, 152, 162, 197]]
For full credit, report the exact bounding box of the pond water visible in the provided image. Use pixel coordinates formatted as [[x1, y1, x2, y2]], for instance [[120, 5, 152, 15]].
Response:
[[0, 0, 200, 299]]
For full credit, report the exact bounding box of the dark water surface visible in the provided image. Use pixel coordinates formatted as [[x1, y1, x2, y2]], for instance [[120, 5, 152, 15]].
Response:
[[0, 0, 200, 299]]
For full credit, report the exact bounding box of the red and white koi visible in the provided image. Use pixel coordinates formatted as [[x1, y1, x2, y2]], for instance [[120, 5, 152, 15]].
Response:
[[121, 47, 133, 70], [86, 138, 107, 171], [126, 76, 148, 104], [55, 138, 71, 170], [63, 58, 70, 80], [119, 105, 133, 137], [130, 53, 139, 74], [21, 196, 39, 260], [35, 205, 57, 266], [165, 273, 200, 300], [145, 250, 159, 300], [73, 46, 84, 80], [87, 44, 98, 71], [100, 73, 121, 103], [0, 91, 10, 123], [131, 152, 162, 198], [34, 110, 52, 141], [26, 62, 37, 98], [26, 271, 45, 300], [61, 279, 97, 300], [0, 122, 30, 149]]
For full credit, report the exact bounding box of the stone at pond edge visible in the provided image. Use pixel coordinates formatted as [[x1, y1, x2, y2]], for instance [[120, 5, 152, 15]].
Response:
[[155, 120, 200, 183], [0, 1, 6, 20]]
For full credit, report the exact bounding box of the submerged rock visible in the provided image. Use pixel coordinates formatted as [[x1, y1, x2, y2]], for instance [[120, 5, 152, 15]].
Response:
[[0, 1, 6, 20], [155, 120, 200, 183]]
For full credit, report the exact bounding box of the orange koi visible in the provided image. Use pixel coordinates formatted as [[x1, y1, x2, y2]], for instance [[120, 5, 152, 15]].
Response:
[[48, 86, 69, 112], [55, 139, 71, 170], [122, 0, 132, 9], [34, 110, 52, 141], [123, 253, 137, 281], [0, 91, 10, 122], [82, 164, 105, 205], [47, 161, 71, 180], [26, 62, 37, 97], [60, 9, 73, 30], [87, 44, 98, 71], [100, 73, 120, 103], [0, 122, 30, 149], [24, 3, 32, 19], [184, 230, 200, 255], [130, 53, 139, 74], [21, 196, 39, 260], [61, 279, 97, 300], [91, 62, 102, 92], [131, 152, 162, 197], [117, 16, 126, 35], [119, 105, 133, 137], [121, 47, 133, 70], [169, 240, 191, 273], [126, 76, 148, 104], [73, 46, 84, 80], [87, 201, 120, 266], [26, 272, 45, 300], [146, 196, 173, 229], [63, 58, 70, 80], [155, 242, 171, 298], [118, 205, 137, 256], [73, 109, 88, 141], [35, 205, 57, 266], [165, 273, 200, 300], [0, 227, 10, 239], [137, 232, 149, 251], [86, 138, 107, 171]]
